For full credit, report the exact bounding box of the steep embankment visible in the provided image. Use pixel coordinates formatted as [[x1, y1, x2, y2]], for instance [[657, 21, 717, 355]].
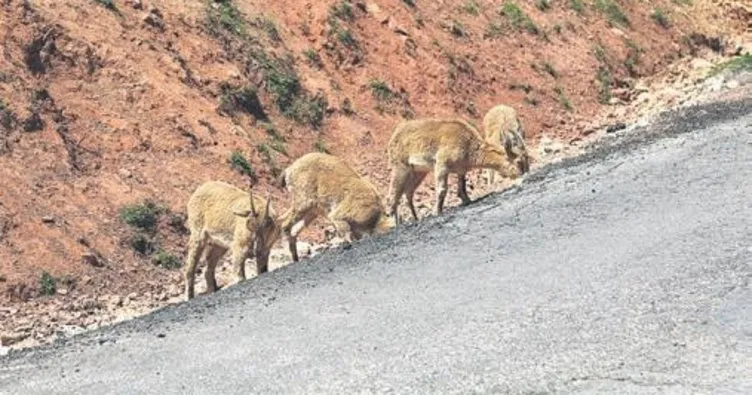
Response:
[[0, 0, 748, 348]]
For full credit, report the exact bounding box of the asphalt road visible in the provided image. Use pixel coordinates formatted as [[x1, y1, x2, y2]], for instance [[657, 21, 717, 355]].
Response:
[[1, 98, 751, 394]]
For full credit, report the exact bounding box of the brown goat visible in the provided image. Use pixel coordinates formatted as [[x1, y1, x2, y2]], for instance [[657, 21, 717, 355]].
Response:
[[482, 104, 530, 185], [387, 118, 529, 224], [279, 152, 395, 262], [183, 181, 281, 300]]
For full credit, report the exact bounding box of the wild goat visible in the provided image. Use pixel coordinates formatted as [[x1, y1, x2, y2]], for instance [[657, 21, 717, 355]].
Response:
[[387, 118, 529, 224], [482, 105, 530, 185], [278, 152, 394, 262], [183, 181, 281, 300]]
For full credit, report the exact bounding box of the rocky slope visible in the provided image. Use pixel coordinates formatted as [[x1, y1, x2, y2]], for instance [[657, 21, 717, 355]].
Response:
[[0, 0, 749, 349]]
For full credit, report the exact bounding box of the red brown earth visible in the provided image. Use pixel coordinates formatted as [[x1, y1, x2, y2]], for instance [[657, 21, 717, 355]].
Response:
[[0, 0, 749, 349]]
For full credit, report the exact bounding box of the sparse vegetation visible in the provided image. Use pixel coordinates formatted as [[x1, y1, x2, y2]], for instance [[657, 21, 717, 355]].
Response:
[[595, 0, 629, 28], [461, 1, 480, 16], [229, 151, 257, 180], [303, 48, 323, 68], [336, 27, 358, 48], [94, 0, 119, 13], [256, 16, 281, 41], [672, 0, 693, 5], [594, 44, 609, 66], [152, 250, 182, 269], [524, 96, 540, 106], [341, 98, 355, 115], [167, 213, 187, 234], [651, 8, 670, 28], [39, 271, 56, 296], [554, 86, 573, 111], [536, 0, 551, 12], [329, 1, 355, 21], [129, 233, 157, 256], [596, 67, 612, 104], [509, 82, 533, 93], [120, 200, 165, 231], [542, 62, 559, 78], [257, 143, 281, 176], [708, 53, 752, 77], [206, 0, 247, 38], [0, 99, 15, 130], [553, 24, 563, 34], [403, 0, 416, 7], [314, 138, 330, 154], [624, 39, 642, 76], [500, 2, 539, 35], [369, 79, 394, 102], [218, 83, 265, 119], [569, 0, 585, 14], [449, 20, 467, 37], [485, 22, 504, 38]]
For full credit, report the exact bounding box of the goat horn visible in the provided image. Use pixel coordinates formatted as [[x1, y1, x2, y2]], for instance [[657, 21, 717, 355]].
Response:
[[249, 188, 257, 216], [264, 194, 272, 219]]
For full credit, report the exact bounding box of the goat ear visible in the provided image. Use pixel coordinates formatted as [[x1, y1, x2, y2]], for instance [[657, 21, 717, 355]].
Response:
[[232, 208, 252, 218]]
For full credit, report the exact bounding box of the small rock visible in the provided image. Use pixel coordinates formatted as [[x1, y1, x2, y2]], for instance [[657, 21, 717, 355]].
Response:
[[1, 331, 30, 346], [0, 345, 9, 356], [606, 123, 627, 133], [393, 25, 409, 36], [118, 168, 132, 179], [57, 288, 69, 296], [726, 80, 740, 89], [82, 252, 104, 268], [142, 6, 165, 28], [690, 58, 713, 70], [608, 97, 622, 106], [633, 83, 649, 93], [42, 216, 55, 224], [125, 0, 143, 9]]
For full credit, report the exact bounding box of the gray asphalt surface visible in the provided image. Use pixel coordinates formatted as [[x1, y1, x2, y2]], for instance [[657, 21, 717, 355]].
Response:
[[1, 98, 751, 394]]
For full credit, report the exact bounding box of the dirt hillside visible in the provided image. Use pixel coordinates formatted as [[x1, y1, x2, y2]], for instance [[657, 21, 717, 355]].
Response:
[[0, 0, 749, 348]]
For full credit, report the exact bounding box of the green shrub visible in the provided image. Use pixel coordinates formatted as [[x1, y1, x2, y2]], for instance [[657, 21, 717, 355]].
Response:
[[153, 250, 182, 270], [595, 0, 629, 27], [569, 0, 585, 14], [596, 67, 612, 104], [206, 0, 247, 37], [554, 86, 573, 111], [120, 200, 164, 230], [129, 234, 157, 255], [329, 1, 354, 21], [651, 8, 670, 28], [229, 151, 256, 179], [708, 53, 752, 77], [39, 271, 56, 296], [461, 1, 480, 16], [500, 2, 539, 35], [256, 16, 281, 41], [303, 48, 322, 68], [218, 84, 265, 119], [369, 79, 394, 101]]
